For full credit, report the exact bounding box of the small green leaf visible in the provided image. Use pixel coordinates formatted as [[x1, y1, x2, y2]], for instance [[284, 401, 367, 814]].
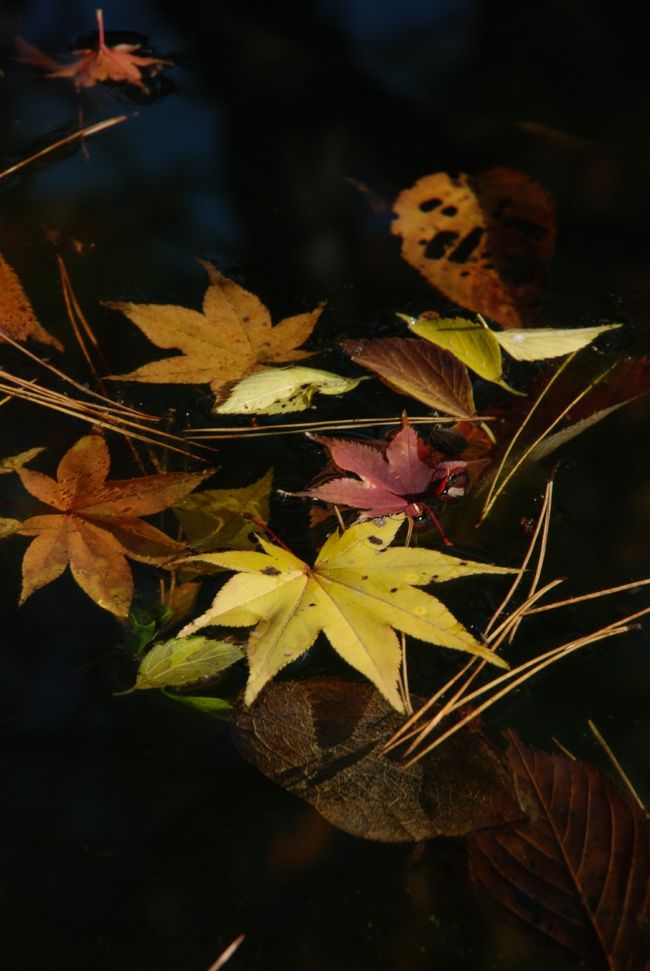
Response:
[[214, 366, 368, 415], [135, 635, 243, 690], [163, 691, 233, 717]]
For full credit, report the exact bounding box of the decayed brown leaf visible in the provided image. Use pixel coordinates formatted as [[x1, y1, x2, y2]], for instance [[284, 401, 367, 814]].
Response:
[[0, 255, 63, 350], [392, 168, 555, 329], [469, 735, 650, 970], [342, 336, 476, 418], [17, 432, 211, 618], [233, 678, 520, 842], [106, 262, 323, 404], [16, 10, 170, 92]]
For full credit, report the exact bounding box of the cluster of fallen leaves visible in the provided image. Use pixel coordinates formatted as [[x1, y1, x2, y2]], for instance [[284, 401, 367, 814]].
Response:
[[2, 55, 650, 965]]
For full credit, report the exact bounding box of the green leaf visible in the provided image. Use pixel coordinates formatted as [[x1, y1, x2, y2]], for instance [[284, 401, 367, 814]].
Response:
[[135, 635, 244, 689], [162, 691, 233, 717], [174, 468, 272, 551], [214, 366, 368, 415]]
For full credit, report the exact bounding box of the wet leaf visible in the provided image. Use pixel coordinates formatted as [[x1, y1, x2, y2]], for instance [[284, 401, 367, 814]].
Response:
[[403, 314, 519, 393], [0, 255, 63, 350], [0, 446, 45, 474], [135, 635, 243, 689], [214, 366, 366, 415], [494, 323, 622, 361], [290, 415, 469, 519], [341, 336, 475, 417], [106, 261, 322, 405], [178, 517, 511, 711], [392, 168, 554, 329], [175, 468, 272, 551], [17, 433, 211, 618], [469, 735, 650, 971], [16, 11, 170, 92], [233, 678, 521, 842], [165, 693, 232, 717], [0, 518, 21, 538]]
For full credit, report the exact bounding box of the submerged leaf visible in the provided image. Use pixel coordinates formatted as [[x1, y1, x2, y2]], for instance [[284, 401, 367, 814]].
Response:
[[179, 517, 511, 711], [0, 518, 21, 538], [214, 366, 366, 415], [341, 336, 475, 417], [135, 635, 243, 689], [175, 468, 272, 551], [107, 262, 322, 405], [0, 255, 63, 350], [392, 168, 554, 329], [494, 323, 622, 361], [469, 735, 650, 970], [233, 678, 521, 841], [0, 447, 45, 474], [16, 433, 210, 618]]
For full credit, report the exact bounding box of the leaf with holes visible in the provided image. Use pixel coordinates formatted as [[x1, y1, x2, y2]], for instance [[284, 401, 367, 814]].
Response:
[[469, 735, 650, 971], [178, 516, 511, 712], [214, 366, 366, 415], [341, 336, 476, 417], [0, 255, 63, 350], [289, 415, 469, 520], [106, 261, 323, 406], [16, 433, 211, 618], [392, 168, 555, 329], [233, 678, 521, 841]]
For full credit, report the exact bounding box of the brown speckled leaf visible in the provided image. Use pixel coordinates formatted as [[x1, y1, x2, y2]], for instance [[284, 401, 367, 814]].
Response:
[[392, 168, 554, 329], [342, 337, 475, 418], [0, 255, 63, 350], [233, 678, 520, 842], [469, 735, 650, 970]]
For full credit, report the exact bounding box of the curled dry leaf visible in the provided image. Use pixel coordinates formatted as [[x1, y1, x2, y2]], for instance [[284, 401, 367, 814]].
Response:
[[0, 255, 63, 350], [469, 735, 650, 971], [17, 433, 211, 618], [392, 168, 555, 329], [233, 678, 521, 842], [341, 336, 476, 417], [16, 10, 170, 92], [290, 415, 468, 519], [174, 468, 273, 551], [214, 366, 366, 415], [179, 517, 511, 711], [134, 635, 243, 690], [106, 262, 322, 405]]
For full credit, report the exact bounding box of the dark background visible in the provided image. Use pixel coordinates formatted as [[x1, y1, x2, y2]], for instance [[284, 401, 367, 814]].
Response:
[[1, 1, 649, 968]]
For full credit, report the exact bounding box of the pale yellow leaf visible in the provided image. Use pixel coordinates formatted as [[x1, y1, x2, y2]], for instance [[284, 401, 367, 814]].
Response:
[[214, 367, 367, 415], [495, 324, 622, 362]]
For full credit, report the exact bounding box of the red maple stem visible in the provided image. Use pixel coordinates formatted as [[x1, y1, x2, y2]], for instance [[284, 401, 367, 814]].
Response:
[[420, 503, 453, 547], [95, 8, 106, 49], [246, 515, 295, 555]]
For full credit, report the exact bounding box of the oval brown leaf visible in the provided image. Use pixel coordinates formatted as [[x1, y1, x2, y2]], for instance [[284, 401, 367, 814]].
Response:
[[391, 168, 555, 329], [342, 337, 476, 418], [469, 734, 650, 970], [232, 678, 520, 842]]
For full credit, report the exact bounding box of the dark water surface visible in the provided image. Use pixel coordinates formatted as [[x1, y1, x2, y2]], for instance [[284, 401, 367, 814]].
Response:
[[2, 2, 650, 969]]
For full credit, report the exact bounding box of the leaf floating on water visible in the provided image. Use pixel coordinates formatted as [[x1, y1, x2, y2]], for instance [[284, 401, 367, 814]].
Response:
[[392, 168, 555, 329], [214, 366, 366, 415], [135, 635, 243, 690], [469, 735, 650, 971], [0, 447, 45, 474], [106, 261, 322, 406], [233, 678, 521, 842], [494, 323, 622, 361], [175, 468, 273, 551], [291, 415, 468, 520], [0, 255, 63, 350], [0, 517, 22, 538], [16, 432, 211, 618], [341, 336, 476, 417], [403, 314, 521, 393], [179, 517, 511, 711]]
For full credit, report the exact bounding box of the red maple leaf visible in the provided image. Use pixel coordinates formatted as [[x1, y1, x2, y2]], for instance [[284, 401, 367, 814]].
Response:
[[16, 9, 170, 92], [291, 417, 467, 543]]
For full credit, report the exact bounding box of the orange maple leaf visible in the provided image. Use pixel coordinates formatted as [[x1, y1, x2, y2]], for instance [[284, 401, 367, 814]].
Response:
[[16, 9, 170, 92], [105, 262, 323, 405], [17, 433, 211, 618]]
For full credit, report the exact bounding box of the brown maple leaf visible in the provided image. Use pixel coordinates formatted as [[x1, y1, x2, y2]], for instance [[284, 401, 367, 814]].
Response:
[[17, 433, 211, 618], [105, 261, 323, 403], [16, 9, 170, 92]]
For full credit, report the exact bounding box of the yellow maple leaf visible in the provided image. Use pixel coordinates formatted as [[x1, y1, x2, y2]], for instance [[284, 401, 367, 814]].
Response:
[[179, 518, 512, 711], [106, 262, 323, 404]]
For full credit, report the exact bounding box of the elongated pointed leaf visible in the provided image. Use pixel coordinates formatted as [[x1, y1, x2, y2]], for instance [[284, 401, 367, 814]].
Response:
[[495, 323, 622, 361], [135, 636, 243, 689], [214, 366, 367, 415]]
